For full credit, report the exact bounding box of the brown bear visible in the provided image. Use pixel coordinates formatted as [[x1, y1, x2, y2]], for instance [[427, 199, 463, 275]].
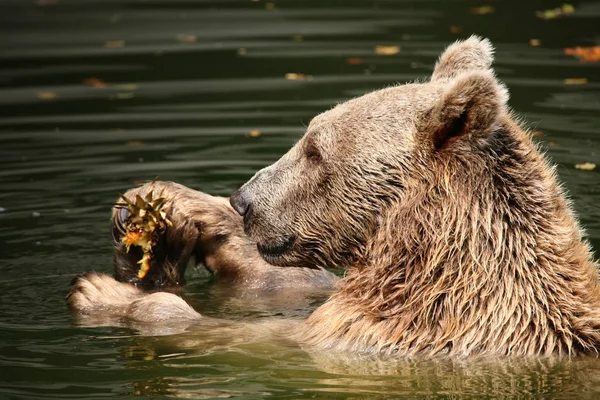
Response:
[[68, 36, 600, 357]]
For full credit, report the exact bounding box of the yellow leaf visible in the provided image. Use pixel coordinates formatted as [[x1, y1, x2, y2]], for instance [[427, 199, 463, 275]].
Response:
[[470, 6, 495, 15], [375, 45, 400, 56], [248, 130, 261, 138], [575, 162, 596, 171], [37, 91, 57, 100], [563, 78, 588, 85], [285, 73, 305, 80], [562, 3, 575, 14], [536, 3, 575, 19], [530, 39, 541, 47]]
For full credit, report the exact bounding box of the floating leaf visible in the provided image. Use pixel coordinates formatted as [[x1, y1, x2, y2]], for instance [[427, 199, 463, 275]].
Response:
[[346, 57, 365, 65], [536, 3, 575, 19], [470, 6, 495, 15], [104, 40, 125, 48], [563, 78, 588, 85], [450, 25, 462, 34], [265, 2, 275, 9], [176, 34, 196, 43], [564, 46, 600, 62], [292, 35, 304, 42], [531, 130, 544, 137], [530, 39, 541, 47], [575, 162, 596, 171], [375, 45, 400, 56], [285, 73, 305, 80], [248, 129, 261, 138], [83, 78, 107, 88], [37, 91, 57, 100], [238, 47, 247, 55]]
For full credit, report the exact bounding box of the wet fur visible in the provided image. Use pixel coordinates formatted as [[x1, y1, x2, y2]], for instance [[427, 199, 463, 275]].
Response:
[[69, 36, 599, 357]]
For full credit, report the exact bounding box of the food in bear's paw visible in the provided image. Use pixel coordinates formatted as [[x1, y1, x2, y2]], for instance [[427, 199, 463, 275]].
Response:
[[115, 185, 172, 279]]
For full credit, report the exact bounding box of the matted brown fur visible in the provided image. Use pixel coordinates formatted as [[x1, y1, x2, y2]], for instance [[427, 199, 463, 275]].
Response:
[[302, 113, 600, 356], [68, 36, 600, 358]]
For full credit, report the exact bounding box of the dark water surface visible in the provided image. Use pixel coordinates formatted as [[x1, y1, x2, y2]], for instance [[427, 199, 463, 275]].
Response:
[[1, 0, 599, 398]]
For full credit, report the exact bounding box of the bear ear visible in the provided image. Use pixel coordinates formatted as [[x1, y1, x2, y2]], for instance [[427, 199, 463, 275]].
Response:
[[422, 70, 509, 151], [431, 35, 494, 82]]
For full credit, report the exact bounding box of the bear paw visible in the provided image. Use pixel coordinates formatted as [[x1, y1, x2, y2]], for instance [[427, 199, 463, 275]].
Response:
[[67, 272, 143, 316]]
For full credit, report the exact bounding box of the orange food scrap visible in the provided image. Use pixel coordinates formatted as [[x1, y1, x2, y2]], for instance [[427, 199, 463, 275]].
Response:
[[375, 45, 400, 56], [176, 34, 196, 44], [531, 130, 544, 137], [248, 129, 261, 138], [83, 78, 107, 88], [346, 57, 365, 65], [137, 253, 152, 279], [563, 78, 588, 85], [530, 39, 541, 47], [104, 40, 125, 48], [470, 6, 495, 15], [450, 25, 463, 34], [564, 46, 600, 62], [575, 162, 596, 171], [37, 91, 57, 100], [285, 73, 305, 80], [123, 231, 143, 248]]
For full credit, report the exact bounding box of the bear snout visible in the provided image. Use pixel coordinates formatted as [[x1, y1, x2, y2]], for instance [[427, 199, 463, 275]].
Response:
[[230, 189, 252, 217]]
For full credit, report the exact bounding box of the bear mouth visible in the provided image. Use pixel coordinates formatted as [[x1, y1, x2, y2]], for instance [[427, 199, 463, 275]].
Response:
[[256, 235, 296, 261]]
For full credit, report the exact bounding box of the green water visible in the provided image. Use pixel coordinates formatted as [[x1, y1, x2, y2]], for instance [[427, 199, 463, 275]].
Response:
[[1, 0, 599, 398]]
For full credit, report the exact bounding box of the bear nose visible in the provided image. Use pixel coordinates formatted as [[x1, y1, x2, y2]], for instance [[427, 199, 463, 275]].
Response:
[[230, 189, 252, 217]]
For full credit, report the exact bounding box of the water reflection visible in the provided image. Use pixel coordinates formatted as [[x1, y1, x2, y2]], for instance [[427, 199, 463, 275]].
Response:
[[1, 0, 599, 398], [115, 330, 600, 399]]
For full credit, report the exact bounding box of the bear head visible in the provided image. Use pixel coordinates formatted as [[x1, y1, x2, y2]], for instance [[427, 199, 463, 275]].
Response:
[[230, 36, 509, 269]]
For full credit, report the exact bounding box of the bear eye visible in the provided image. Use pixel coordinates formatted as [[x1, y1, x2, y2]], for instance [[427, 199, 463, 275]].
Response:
[[306, 145, 322, 163]]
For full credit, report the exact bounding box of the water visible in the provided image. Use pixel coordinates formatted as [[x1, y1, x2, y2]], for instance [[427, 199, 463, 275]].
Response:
[[1, 0, 599, 398]]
